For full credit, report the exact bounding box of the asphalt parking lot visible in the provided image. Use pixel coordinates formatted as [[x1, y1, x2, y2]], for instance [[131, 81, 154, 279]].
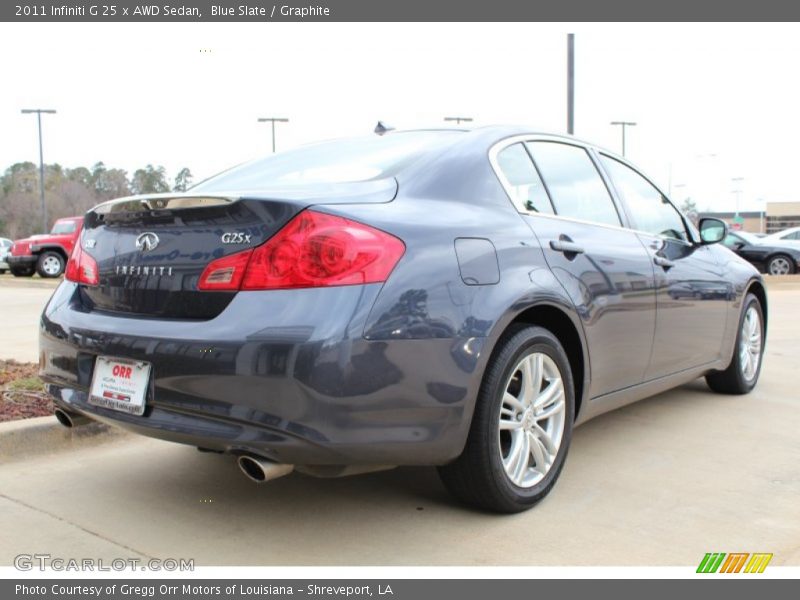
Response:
[[0, 277, 798, 566]]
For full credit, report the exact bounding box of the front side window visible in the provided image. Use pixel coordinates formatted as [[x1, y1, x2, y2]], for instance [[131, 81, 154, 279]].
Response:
[[722, 233, 745, 248], [495, 143, 554, 214], [526, 142, 621, 227], [781, 231, 800, 240], [600, 155, 687, 241]]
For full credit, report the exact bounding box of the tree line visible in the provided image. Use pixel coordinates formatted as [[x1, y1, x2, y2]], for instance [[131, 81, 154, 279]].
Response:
[[0, 162, 193, 239]]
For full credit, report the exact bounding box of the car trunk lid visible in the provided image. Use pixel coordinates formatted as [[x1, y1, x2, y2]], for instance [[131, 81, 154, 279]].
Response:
[[78, 179, 397, 319]]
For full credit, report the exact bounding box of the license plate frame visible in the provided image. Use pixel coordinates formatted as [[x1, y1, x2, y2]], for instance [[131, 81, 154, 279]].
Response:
[[88, 356, 151, 416]]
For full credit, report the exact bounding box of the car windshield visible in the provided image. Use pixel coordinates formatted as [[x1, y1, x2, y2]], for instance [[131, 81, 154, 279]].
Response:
[[50, 221, 77, 234], [193, 131, 463, 192]]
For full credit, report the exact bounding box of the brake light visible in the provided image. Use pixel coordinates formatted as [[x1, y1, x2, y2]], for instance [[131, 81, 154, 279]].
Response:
[[198, 210, 405, 291], [65, 243, 99, 286], [197, 248, 253, 290]]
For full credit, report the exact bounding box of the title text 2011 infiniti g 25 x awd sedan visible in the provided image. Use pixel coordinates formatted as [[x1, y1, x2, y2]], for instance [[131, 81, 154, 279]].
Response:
[[40, 127, 767, 512]]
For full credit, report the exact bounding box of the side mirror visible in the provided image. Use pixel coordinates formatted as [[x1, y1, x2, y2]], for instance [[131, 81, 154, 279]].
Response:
[[698, 217, 727, 245]]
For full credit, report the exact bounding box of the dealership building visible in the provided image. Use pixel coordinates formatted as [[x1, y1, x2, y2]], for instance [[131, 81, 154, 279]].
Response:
[[699, 201, 800, 234]]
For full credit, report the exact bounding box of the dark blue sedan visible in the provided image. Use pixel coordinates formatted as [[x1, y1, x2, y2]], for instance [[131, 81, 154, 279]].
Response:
[[40, 127, 767, 512]]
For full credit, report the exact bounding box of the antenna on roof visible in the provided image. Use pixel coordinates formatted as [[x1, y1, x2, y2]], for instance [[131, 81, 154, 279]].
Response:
[[374, 121, 395, 136]]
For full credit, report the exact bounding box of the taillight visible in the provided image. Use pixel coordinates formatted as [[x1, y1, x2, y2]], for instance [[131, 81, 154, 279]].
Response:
[[65, 243, 99, 286], [198, 210, 405, 291]]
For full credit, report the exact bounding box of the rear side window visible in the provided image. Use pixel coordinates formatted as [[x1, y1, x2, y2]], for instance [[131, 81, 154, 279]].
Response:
[[495, 143, 554, 214], [600, 155, 687, 242], [526, 142, 621, 227]]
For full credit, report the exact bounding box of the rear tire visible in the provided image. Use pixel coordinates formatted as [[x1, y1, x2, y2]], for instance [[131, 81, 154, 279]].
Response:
[[706, 293, 765, 394], [36, 251, 65, 278], [438, 324, 574, 513]]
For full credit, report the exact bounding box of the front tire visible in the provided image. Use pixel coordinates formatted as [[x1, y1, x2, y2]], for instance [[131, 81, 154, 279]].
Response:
[[10, 266, 34, 277], [706, 293, 765, 394], [36, 251, 65, 278], [438, 325, 575, 513], [766, 254, 794, 275]]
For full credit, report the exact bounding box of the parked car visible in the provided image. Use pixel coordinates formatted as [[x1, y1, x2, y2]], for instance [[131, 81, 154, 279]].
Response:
[[723, 230, 800, 275], [40, 128, 767, 513], [762, 226, 800, 249], [7, 217, 83, 278], [0, 238, 12, 274]]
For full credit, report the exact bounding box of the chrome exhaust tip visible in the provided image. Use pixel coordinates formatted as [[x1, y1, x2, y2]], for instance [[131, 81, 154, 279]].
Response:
[[54, 408, 92, 428], [237, 455, 294, 483]]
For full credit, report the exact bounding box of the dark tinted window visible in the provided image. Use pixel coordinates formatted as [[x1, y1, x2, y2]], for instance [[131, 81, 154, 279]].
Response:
[[495, 143, 554, 214], [193, 131, 462, 192], [526, 142, 621, 227], [600, 155, 687, 241]]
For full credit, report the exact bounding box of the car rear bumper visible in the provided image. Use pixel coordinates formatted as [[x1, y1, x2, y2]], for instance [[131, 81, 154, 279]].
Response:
[[40, 282, 485, 466]]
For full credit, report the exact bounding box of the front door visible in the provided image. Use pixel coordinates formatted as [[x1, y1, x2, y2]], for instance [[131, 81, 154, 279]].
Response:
[[598, 154, 729, 379]]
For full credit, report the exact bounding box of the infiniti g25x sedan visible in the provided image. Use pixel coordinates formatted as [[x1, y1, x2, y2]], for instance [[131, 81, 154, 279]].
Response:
[[40, 127, 767, 512]]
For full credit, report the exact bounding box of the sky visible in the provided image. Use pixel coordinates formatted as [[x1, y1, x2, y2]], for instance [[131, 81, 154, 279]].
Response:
[[0, 22, 798, 212]]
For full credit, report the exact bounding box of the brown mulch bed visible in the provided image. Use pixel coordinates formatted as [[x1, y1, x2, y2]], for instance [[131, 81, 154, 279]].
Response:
[[0, 359, 53, 422]]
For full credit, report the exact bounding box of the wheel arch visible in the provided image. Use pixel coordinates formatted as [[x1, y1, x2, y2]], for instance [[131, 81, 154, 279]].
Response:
[[746, 278, 768, 334], [482, 302, 589, 421], [35, 244, 69, 262]]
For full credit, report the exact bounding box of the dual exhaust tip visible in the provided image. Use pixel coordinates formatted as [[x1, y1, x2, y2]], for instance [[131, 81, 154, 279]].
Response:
[[54, 408, 294, 484]]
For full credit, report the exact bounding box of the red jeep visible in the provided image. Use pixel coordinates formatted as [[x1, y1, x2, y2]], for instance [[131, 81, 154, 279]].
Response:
[[7, 216, 83, 278]]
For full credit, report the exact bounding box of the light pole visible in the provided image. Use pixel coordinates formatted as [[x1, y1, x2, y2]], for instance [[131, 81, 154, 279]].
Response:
[[610, 121, 636, 156], [731, 177, 744, 218], [444, 117, 473, 125], [567, 33, 575, 135], [21, 108, 56, 233], [257, 117, 289, 153]]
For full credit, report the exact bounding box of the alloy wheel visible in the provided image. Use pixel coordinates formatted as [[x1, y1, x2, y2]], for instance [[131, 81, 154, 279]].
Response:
[[498, 352, 566, 488], [739, 305, 762, 382], [768, 257, 791, 275]]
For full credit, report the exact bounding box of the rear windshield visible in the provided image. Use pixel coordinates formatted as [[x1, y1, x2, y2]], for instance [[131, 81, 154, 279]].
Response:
[[193, 131, 462, 192], [51, 221, 77, 234]]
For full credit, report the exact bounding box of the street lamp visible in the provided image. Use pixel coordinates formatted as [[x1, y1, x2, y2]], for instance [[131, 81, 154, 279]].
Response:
[[731, 177, 744, 218], [21, 108, 56, 233], [444, 117, 473, 125], [257, 117, 289, 153], [610, 121, 636, 156]]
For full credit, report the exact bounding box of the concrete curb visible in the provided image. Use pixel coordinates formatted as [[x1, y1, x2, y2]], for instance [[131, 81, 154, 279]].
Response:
[[0, 415, 128, 463]]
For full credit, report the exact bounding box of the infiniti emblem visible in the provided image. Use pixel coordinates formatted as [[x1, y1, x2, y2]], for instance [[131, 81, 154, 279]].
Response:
[[135, 232, 160, 252]]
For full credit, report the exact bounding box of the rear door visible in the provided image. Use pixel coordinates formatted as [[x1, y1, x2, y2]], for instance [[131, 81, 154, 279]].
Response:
[[493, 140, 657, 398], [598, 154, 730, 379]]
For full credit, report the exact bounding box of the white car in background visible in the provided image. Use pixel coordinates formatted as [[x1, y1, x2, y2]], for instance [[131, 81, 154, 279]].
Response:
[[0, 238, 12, 274], [763, 226, 800, 249]]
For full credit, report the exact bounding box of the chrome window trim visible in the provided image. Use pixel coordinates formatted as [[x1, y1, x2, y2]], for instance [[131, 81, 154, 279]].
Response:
[[595, 151, 695, 246], [488, 134, 695, 246]]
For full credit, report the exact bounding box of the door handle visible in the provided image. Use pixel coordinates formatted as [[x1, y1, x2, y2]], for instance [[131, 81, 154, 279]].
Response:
[[550, 239, 585, 255], [654, 255, 675, 269]]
